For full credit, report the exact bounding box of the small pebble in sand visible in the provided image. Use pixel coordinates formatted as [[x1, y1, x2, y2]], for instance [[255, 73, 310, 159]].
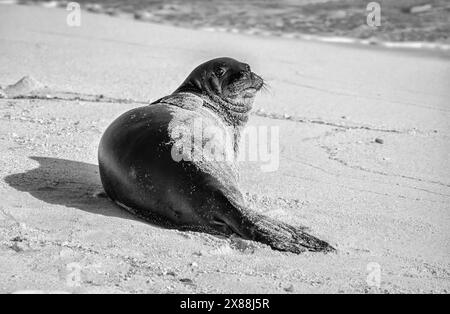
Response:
[[96, 94, 105, 101], [284, 284, 294, 292], [179, 278, 195, 285], [374, 138, 384, 144]]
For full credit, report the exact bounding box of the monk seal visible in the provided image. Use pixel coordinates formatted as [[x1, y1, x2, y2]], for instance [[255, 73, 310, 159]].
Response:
[[98, 57, 334, 253]]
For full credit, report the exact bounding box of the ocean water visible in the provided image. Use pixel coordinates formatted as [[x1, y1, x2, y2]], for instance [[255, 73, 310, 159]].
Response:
[[22, 0, 450, 43]]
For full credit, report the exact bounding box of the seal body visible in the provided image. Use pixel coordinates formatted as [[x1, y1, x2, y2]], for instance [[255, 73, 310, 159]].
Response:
[[99, 57, 334, 253], [99, 93, 244, 234]]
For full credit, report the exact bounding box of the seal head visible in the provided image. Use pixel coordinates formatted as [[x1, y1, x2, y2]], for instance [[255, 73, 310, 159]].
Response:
[[174, 57, 264, 127]]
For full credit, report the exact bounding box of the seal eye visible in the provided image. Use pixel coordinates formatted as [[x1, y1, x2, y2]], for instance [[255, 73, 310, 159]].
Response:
[[215, 67, 226, 77]]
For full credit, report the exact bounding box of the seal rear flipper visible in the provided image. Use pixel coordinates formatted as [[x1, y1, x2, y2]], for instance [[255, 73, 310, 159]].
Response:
[[208, 192, 334, 254], [220, 205, 335, 254], [245, 213, 335, 253]]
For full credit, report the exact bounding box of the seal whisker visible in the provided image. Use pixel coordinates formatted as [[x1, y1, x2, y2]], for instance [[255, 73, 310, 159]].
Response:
[[260, 79, 271, 93]]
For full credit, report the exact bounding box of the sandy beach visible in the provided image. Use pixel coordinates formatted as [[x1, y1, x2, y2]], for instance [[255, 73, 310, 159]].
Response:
[[0, 4, 449, 293]]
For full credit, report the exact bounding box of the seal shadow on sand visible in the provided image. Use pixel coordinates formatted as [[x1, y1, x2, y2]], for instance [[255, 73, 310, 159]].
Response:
[[4, 156, 139, 221], [5, 157, 241, 245], [4, 157, 325, 253]]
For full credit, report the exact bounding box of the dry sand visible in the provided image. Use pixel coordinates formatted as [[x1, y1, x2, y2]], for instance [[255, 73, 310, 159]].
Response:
[[0, 4, 449, 293]]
